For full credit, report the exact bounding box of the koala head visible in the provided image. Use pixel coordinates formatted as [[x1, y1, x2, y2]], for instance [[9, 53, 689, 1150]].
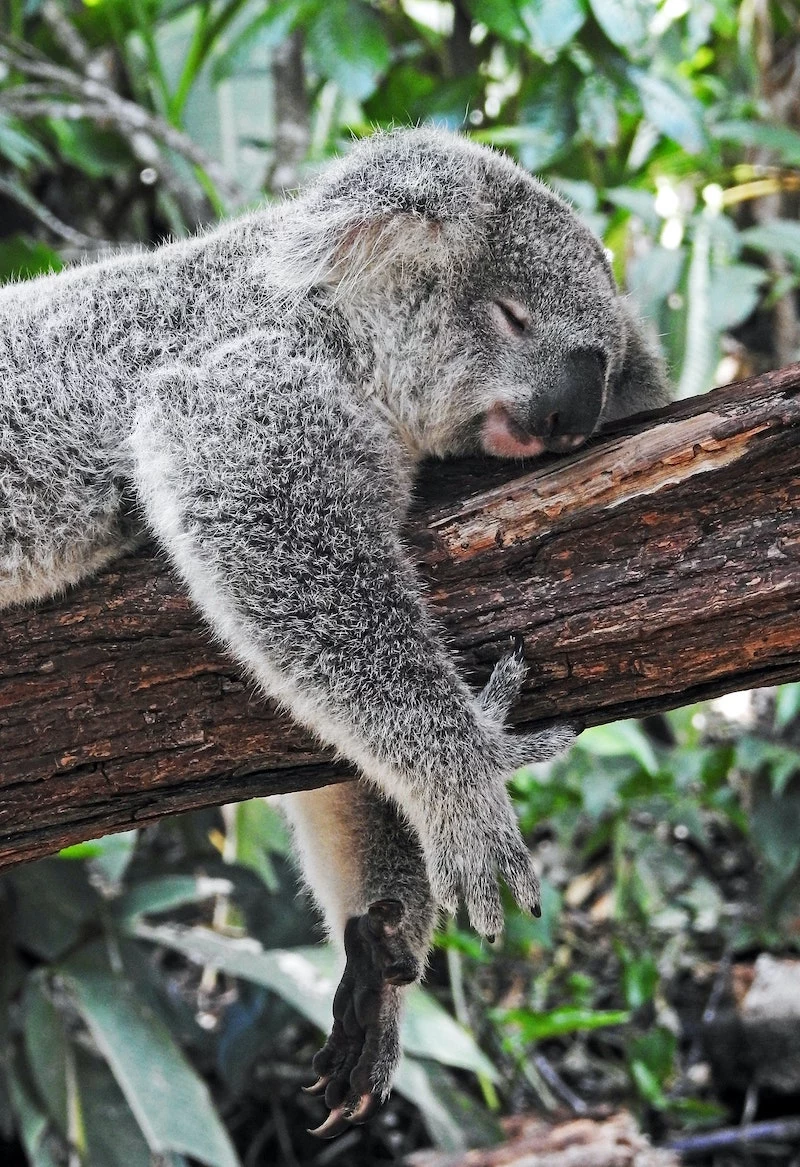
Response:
[[272, 129, 671, 459]]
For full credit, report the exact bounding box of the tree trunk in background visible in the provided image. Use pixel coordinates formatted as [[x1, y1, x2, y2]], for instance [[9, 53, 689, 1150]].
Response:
[[2, 363, 800, 868]]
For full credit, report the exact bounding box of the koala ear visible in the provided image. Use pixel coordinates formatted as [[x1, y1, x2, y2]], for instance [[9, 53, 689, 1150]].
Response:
[[262, 130, 489, 297], [322, 210, 453, 292], [265, 203, 457, 299], [604, 302, 672, 423]]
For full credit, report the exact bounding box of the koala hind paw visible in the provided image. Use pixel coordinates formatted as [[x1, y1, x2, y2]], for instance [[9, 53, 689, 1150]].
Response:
[[305, 900, 417, 1138]]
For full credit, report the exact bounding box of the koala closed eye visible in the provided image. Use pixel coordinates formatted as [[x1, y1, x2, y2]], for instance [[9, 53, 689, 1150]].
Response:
[[490, 298, 530, 337]]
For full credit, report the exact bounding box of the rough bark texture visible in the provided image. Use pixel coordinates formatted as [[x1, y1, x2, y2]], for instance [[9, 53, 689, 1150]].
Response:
[[2, 363, 799, 868]]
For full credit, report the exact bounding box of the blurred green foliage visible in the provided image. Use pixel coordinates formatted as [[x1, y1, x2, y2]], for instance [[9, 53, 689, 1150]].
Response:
[[2, 0, 800, 1163], [3, 692, 800, 1162]]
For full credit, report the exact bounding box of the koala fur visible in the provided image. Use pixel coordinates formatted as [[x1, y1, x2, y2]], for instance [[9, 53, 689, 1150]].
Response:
[[0, 128, 670, 1133]]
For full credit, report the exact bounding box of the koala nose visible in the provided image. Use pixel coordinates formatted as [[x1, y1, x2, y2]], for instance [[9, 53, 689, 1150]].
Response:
[[531, 349, 606, 453]]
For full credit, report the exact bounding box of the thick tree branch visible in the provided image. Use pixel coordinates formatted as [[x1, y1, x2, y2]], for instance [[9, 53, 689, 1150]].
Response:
[[2, 363, 799, 868]]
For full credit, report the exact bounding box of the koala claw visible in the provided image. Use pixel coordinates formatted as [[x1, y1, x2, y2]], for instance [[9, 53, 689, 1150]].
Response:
[[306, 901, 417, 1137], [302, 1075, 330, 1096], [307, 1107, 349, 1140]]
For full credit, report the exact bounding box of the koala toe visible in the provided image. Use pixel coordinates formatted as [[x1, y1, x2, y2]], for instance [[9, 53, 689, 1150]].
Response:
[[478, 639, 528, 723], [516, 722, 577, 764], [499, 840, 542, 918], [463, 863, 505, 937]]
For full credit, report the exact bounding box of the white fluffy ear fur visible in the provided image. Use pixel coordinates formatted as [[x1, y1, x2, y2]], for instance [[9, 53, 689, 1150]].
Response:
[[265, 205, 452, 300]]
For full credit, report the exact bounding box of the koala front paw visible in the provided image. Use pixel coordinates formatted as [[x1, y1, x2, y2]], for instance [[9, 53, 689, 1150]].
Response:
[[424, 792, 541, 937]]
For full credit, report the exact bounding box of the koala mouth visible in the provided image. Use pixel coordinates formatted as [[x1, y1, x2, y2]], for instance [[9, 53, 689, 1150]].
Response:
[[480, 403, 588, 459], [481, 406, 546, 458]]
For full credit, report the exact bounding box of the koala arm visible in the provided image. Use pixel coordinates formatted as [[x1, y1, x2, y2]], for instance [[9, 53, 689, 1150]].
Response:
[[131, 348, 570, 937]]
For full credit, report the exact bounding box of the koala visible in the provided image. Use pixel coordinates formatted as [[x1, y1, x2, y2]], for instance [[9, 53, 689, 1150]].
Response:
[[0, 128, 669, 1136]]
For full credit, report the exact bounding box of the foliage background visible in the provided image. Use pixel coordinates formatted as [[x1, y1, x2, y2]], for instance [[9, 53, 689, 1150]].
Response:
[[1, 0, 800, 1164]]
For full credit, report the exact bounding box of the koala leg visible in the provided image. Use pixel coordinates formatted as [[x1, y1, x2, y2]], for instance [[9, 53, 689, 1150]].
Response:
[[283, 783, 435, 1137]]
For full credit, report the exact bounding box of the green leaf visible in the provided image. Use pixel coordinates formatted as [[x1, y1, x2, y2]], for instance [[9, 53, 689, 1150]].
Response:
[[0, 928, 24, 1139], [775, 683, 800, 731], [517, 0, 587, 57], [578, 720, 660, 776], [93, 829, 139, 883], [135, 924, 334, 1030], [0, 114, 49, 169], [514, 70, 578, 170], [402, 988, 497, 1079], [630, 70, 705, 154], [577, 73, 619, 148], [213, 0, 306, 82], [736, 736, 800, 798], [133, 925, 497, 1077], [73, 1047, 153, 1167], [0, 237, 63, 285], [7, 859, 99, 961], [57, 842, 104, 860], [550, 177, 598, 213], [620, 952, 658, 1009], [740, 220, 800, 267], [394, 1058, 500, 1151], [232, 799, 291, 892], [59, 942, 239, 1167], [679, 876, 723, 932], [605, 185, 659, 228], [48, 120, 130, 178], [589, 0, 651, 50], [306, 0, 391, 101], [712, 120, 800, 167], [7, 1056, 61, 1167], [628, 1027, 676, 1107], [630, 1056, 668, 1106], [628, 244, 685, 321], [505, 876, 561, 950], [677, 215, 715, 398], [466, 0, 525, 40], [364, 64, 438, 124], [22, 975, 69, 1139], [707, 262, 765, 331], [497, 1005, 629, 1041], [114, 875, 232, 923], [749, 785, 800, 874], [61, 830, 139, 885]]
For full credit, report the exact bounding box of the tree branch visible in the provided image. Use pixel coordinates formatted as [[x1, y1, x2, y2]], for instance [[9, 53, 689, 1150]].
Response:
[[2, 363, 800, 868], [0, 37, 246, 211]]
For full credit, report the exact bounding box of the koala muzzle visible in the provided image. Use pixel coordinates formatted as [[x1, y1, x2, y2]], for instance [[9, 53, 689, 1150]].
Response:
[[530, 349, 605, 453]]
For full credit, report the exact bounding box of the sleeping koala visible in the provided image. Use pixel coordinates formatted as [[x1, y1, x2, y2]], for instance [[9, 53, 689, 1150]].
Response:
[[0, 128, 669, 1135]]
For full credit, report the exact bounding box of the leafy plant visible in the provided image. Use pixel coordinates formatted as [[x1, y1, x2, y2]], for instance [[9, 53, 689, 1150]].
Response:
[[0, 809, 505, 1162]]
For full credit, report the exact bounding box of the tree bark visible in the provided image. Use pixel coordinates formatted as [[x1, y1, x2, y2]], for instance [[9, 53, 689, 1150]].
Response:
[[2, 363, 800, 868]]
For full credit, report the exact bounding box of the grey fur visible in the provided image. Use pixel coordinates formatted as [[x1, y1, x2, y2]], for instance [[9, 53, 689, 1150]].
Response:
[[0, 128, 670, 1114]]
